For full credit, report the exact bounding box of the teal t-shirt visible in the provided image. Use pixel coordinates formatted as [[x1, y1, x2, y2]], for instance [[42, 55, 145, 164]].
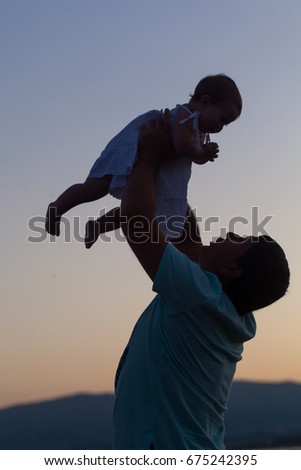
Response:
[[113, 243, 256, 450]]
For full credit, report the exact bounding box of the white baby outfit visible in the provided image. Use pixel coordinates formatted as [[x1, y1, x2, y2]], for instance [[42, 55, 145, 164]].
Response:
[[88, 106, 206, 238]]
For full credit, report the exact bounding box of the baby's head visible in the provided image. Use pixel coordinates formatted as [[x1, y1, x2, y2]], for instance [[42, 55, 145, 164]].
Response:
[[190, 74, 242, 133]]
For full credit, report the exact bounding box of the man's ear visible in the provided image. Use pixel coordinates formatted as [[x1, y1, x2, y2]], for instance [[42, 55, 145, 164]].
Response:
[[219, 265, 242, 279]]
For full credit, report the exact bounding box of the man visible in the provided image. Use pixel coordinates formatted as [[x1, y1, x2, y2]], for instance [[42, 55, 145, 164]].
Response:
[[113, 112, 290, 450]]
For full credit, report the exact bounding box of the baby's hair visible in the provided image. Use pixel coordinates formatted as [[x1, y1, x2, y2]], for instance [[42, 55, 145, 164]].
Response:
[[190, 74, 242, 116]]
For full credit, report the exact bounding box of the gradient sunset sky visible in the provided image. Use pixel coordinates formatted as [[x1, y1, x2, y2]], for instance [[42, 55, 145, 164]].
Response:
[[1, 0, 301, 409]]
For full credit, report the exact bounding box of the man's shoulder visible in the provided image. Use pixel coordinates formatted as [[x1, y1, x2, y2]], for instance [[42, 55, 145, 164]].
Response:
[[159, 243, 213, 278], [153, 243, 223, 310]]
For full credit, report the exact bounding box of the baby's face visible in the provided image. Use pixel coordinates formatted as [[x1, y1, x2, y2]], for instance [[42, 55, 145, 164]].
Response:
[[199, 99, 240, 134]]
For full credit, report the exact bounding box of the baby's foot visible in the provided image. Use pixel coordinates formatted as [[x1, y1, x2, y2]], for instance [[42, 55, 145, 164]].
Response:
[[85, 220, 100, 249], [45, 204, 61, 236]]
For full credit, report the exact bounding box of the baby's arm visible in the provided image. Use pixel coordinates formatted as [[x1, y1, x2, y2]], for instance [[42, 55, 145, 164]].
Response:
[[173, 107, 219, 164]]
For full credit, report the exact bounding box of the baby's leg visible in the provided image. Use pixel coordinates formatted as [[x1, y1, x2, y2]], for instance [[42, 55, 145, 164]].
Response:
[[85, 207, 121, 249], [45, 175, 112, 236]]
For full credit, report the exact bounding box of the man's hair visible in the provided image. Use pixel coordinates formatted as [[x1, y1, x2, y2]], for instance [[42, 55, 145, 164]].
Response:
[[190, 74, 242, 116], [225, 236, 290, 315]]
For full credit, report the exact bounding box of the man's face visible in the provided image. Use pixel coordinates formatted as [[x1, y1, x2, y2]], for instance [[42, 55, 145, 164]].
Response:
[[200, 232, 256, 278]]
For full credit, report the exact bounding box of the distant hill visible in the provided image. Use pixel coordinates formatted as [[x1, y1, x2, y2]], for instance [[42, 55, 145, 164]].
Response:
[[0, 394, 113, 450], [1, 382, 301, 449], [225, 381, 301, 449]]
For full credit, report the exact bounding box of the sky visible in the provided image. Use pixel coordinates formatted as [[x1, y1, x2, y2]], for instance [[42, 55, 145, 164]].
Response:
[[1, 0, 301, 410]]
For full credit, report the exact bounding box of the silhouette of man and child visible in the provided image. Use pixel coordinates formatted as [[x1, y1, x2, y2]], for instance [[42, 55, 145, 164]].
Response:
[[45, 74, 290, 450]]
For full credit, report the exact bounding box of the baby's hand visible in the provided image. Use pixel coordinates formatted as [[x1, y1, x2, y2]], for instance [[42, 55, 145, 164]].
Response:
[[193, 142, 219, 164], [203, 142, 219, 161]]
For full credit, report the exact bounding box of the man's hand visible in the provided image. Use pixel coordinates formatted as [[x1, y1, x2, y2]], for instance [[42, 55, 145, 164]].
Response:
[[138, 109, 177, 164]]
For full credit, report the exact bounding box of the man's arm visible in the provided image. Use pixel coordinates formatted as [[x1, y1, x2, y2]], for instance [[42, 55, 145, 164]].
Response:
[[171, 205, 203, 263], [120, 113, 174, 281]]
